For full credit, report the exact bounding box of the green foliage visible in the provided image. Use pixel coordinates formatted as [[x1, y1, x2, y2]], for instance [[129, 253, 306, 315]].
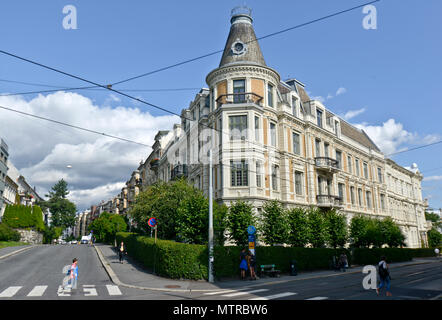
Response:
[[324, 209, 348, 248], [2, 204, 45, 232], [226, 200, 255, 246], [129, 179, 227, 245], [307, 207, 327, 248], [425, 212, 441, 229], [0, 223, 21, 241], [428, 228, 442, 247], [116, 232, 207, 280], [286, 207, 309, 247], [42, 225, 63, 244], [261, 200, 288, 246], [349, 215, 406, 248], [88, 212, 127, 243], [40, 180, 76, 229]]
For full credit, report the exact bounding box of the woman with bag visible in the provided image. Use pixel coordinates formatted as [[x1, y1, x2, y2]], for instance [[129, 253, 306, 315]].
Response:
[[69, 258, 79, 290], [118, 242, 126, 264]]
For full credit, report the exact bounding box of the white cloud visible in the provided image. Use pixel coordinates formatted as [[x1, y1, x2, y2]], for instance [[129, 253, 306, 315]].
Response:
[[336, 87, 347, 96], [423, 176, 442, 182], [0, 91, 179, 210], [342, 108, 366, 121], [353, 118, 441, 156]]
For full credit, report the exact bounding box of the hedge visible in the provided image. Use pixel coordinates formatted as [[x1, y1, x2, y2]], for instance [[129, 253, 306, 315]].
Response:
[[2, 204, 45, 231], [0, 223, 21, 242], [116, 232, 441, 280]]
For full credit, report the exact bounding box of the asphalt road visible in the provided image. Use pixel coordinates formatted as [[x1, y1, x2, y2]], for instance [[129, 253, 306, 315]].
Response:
[[0, 244, 441, 301]]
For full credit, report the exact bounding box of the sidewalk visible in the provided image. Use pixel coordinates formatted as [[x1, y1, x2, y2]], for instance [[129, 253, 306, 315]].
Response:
[[94, 243, 441, 293], [0, 244, 35, 260]]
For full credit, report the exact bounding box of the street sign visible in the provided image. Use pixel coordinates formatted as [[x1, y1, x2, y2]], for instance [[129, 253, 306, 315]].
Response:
[[248, 242, 255, 250], [247, 225, 256, 235], [148, 217, 157, 228], [248, 235, 255, 243]]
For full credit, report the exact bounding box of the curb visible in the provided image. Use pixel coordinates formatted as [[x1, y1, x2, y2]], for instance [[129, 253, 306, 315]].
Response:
[[93, 245, 441, 294], [0, 245, 36, 260]]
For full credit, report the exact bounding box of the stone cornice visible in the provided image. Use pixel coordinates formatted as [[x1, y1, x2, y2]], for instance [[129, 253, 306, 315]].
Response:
[[206, 64, 281, 86]]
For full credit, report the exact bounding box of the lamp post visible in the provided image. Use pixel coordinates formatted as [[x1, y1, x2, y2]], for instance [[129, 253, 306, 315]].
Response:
[[208, 149, 214, 283]]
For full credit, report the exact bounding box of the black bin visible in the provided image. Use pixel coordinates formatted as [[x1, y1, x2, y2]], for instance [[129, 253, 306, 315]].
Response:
[[290, 260, 297, 276]]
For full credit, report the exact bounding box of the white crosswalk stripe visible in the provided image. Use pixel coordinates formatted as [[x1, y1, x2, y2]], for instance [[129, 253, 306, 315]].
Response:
[[106, 285, 122, 296], [249, 292, 297, 300], [27, 285, 48, 297], [0, 284, 122, 298], [0, 286, 22, 298], [306, 296, 328, 300], [222, 289, 269, 297]]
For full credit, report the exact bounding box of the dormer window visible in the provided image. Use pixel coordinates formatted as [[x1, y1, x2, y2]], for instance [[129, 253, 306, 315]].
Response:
[[292, 97, 297, 117], [316, 109, 323, 128]]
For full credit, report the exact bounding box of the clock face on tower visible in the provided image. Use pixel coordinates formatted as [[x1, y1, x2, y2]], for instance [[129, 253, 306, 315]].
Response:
[[231, 40, 247, 55]]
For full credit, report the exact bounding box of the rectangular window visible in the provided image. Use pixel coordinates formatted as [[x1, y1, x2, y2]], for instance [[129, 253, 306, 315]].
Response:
[[255, 116, 260, 142], [378, 167, 383, 183], [256, 161, 262, 188], [347, 155, 352, 174], [350, 186, 356, 205], [268, 83, 274, 107], [363, 162, 368, 179], [336, 150, 342, 169], [229, 115, 248, 140], [355, 158, 360, 176], [295, 171, 303, 195], [292, 132, 300, 155], [272, 164, 279, 191], [315, 139, 321, 157], [292, 97, 297, 116], [231, 160, 248, 187], [358, 188, 363, 206], [316, 109, 323, 127], [380, 194, 386, 210], [233, 79, 246, 103], [270, 122, 277, 147], [324, 143, 329, 158], [366, 191, 372, 209], [338, 183, 345, 202]]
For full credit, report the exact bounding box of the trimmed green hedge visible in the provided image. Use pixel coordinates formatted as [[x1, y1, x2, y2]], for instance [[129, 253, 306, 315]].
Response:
[[0, 223, 21, 242], [116, 232, 441, 280], [2, 204, 45, 232]]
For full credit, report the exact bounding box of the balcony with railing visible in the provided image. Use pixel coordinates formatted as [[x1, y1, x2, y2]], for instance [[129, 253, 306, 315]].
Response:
[[316, 194, 344, 208], [216, 92, 263, 108], [171, 164, 188, 180], [314, 157, 339, 172]]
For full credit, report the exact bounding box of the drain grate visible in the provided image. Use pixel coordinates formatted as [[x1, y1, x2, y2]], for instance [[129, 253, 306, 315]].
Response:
[[165, 285, 181, 288]]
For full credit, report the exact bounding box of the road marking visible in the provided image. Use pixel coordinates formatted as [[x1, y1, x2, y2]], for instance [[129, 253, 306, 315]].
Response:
[[106, 285, 122, 296], [27, 285, 48, 297], [406, 271, 426, 277], [57, 285, 71, 296], [0, 286, 22, 298], [222, 289, 269, 297], [83, 285, 98, 296], [204, 289, 249, 295], [249, 292, 297, 300], [306, 296, 328, 300]]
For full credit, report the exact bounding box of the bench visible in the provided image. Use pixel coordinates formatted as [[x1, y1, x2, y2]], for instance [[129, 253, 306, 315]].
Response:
[[259, 264, 281, 278]]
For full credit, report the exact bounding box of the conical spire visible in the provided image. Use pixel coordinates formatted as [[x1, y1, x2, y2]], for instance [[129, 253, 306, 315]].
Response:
[[219, 6, 266, 68]]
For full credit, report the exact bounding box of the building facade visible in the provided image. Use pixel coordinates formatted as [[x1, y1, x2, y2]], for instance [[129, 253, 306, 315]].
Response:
[[0, 138, 9, 218], [115, 7, 428, 248]]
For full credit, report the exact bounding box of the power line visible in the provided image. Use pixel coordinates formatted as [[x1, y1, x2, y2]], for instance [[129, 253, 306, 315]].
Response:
[[110, 0, 380, 87], [386, 140, 442, 157], [0, 104, 152, 148]]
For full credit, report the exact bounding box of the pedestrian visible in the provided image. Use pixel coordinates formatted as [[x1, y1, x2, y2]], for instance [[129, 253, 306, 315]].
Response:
[[339, 253, 348, 272], [376, 256, 392, 297], [248, 250, 257, 280], [69, 258, 79, 290], [239, 248, 248, 280], [118, 241, 126, 264]]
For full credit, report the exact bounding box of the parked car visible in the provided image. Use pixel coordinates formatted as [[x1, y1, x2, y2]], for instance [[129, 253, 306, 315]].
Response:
[[60, 240, 67, 245], [70, 240, 77, 244]]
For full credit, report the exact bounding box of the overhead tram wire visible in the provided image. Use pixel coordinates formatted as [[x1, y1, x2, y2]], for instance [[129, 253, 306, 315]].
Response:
[[0, 104, 152, 148], [0, 0, 381, 97], [3, 47, 442, 160]]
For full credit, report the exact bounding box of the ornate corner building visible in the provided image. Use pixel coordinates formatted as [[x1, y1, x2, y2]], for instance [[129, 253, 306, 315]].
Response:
[[120, 7, 428, 248]]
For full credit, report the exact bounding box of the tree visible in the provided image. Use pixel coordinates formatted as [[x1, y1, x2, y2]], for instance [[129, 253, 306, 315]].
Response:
[[307, 207, 327, 248], [425, 212, 441, 230], [286, 207, 309, 247], [261, 200, 288, 246], [349, 215, 371, 248], [428, 228, 442, 247], [382, 217, 406, 248], [88, 212, 127, 243], [42, 180, 77, 229], [227, 200, 255, 246], [324, 209, 348, 249]]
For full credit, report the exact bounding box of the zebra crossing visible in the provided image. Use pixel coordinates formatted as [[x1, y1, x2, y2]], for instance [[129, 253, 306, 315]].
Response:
[[0, 284, 122, 298], [202, 288, 329, 300]]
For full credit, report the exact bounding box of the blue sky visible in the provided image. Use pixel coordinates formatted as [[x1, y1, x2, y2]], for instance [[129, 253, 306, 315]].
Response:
[[0, 0, 441, 211]]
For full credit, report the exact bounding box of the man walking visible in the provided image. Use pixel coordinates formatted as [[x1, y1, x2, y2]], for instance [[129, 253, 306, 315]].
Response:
[[376, 256, 392, 297]]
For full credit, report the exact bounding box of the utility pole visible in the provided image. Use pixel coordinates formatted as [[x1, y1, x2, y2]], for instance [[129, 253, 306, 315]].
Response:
[[208, 149, 214, 283]]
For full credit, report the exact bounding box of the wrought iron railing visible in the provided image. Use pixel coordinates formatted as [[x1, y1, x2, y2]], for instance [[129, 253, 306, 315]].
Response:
[[216, 92, 263, 108], [314, 157, 339, 170]]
